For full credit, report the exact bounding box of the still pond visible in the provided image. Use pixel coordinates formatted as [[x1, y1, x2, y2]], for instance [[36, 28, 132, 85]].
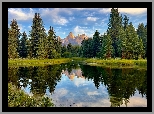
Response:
[[8, 62, 147, 107]]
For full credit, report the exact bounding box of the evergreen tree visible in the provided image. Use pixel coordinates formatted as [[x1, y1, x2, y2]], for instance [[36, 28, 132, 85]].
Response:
[[46, 26, 60, 59], [8, 19, 21, 59], [37, 32, 48, 59], [137, 23, 147, 58], [61, 44, 67, 57], [54, 36, 62, 58], [124, 22, 144, 59], [29, 13, 47, 58], [26, 38, 32, 59], [92, 30, 101, 57], [19, 31, 28, 58], [107, 8, 123, 58], [100, 33, 113, 59], [123, 15, 129, 31], [67, 43, 73, 53]]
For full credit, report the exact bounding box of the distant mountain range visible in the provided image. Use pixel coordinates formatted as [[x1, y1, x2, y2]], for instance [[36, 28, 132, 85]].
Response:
[[60, 32, 89, 46]]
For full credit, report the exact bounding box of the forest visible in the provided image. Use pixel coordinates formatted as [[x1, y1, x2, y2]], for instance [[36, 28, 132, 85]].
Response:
[[8, 8, 147, 60]]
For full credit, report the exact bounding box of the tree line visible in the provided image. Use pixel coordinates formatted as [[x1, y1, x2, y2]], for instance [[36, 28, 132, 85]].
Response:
[[80, 8, 147, 59], [8, 8, 147, 60]]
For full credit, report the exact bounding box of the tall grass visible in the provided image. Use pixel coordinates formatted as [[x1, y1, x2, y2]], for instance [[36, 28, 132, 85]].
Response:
[[84, 58, 147, 68], [8, 58, 71, 66]]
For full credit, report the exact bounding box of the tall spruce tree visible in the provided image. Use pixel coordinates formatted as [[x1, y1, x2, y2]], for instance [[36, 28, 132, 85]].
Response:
[[46, 26, 58, 59], [19, 31, 28, 58], [125, 22, 144, 59], [123, 15, 129, 31], [8, 19, 21, 59], [61, 44, 67, 57], [92, 30, 101, 57], [137, 23, 147, 58], [29, 13, 47, 58], [100, 33, 113, 59], [107, 8, 123, 58]]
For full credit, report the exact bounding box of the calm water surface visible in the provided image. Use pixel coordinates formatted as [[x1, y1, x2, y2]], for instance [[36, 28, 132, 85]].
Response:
[[8, 62, 147, 107]]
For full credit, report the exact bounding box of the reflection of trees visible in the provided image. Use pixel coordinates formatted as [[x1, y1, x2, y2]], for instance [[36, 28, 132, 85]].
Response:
[[8, 65, 63, 96], [8, 63, 147, 106], [18, 67, 30, 88], [80, 65, 147, 107], [64, 62, 80, 75], [8, 62, 80, 96], [80, 65, 102, 89], [8, 67, 20, 87]]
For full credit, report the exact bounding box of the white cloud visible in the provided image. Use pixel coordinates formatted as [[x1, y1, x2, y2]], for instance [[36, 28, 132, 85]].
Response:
[[8, 8, 34, 21], [87, 17, 98, 21], [99, 8, 111, 13], [84, 12, 95, 17], [39, 8, 68, 25], [71, 8, 98, 11], [118, 8, 147, 15], [87, 91, 101, 96], [99, 8, 147, 15], [73, 26, 85, 36]]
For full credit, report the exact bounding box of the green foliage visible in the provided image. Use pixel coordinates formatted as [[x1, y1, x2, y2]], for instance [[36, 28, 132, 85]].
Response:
[[92, 30, 101, 57], [8, 83, 54, 107], [107, 8, 123, 58], [80, 38, 93, 58], [63, 52, 72, 58], [8, 19, 20, 59], [137, 23, 147, 58], [100, 33, 113, 59], [29, 13, 47, 58], [19, 32, 28, 58]]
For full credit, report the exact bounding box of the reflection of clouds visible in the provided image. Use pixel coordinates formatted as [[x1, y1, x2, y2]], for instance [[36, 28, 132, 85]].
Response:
[[120, 96, 147, 107], [87, 91, 101, 96], [73, 77, 89, 87], [55, 88, 68, 97]]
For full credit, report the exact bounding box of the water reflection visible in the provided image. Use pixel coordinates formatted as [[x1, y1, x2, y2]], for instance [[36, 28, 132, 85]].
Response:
[[8, 62, 147, 107]]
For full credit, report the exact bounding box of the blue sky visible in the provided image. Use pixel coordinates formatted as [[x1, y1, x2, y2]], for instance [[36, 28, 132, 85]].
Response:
[[8, 8, 147, 39]]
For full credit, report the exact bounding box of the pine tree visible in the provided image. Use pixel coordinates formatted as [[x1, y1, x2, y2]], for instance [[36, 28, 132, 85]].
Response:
[[54, 36, 62, 58], [107, 8, 123, 58], [92, 30, 101, 58], [8, 19, 21, 59], [37, 33, 48, 59], [137, 23, 147, 58], [123, 15, 129, 31], [61, 44, 67, 57], [46, 26, 60, 59], [26, 38, 32, 59], [67, 43, 72, 53], [19, 31, 28, 58], [124, 22, 144, 59], [100, 33, 113, 59], [29, 13, 47, 58]]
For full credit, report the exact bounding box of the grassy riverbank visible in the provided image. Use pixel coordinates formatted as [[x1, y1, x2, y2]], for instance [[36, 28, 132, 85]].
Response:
[[8, 83, 54, 107], [84, 58, 147, 68], [8, 57, 147, 68], [8, 58, 72, 66]]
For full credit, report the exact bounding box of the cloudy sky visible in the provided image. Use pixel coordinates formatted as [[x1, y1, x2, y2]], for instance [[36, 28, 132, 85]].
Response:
[[8, 8, 147, 39]]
